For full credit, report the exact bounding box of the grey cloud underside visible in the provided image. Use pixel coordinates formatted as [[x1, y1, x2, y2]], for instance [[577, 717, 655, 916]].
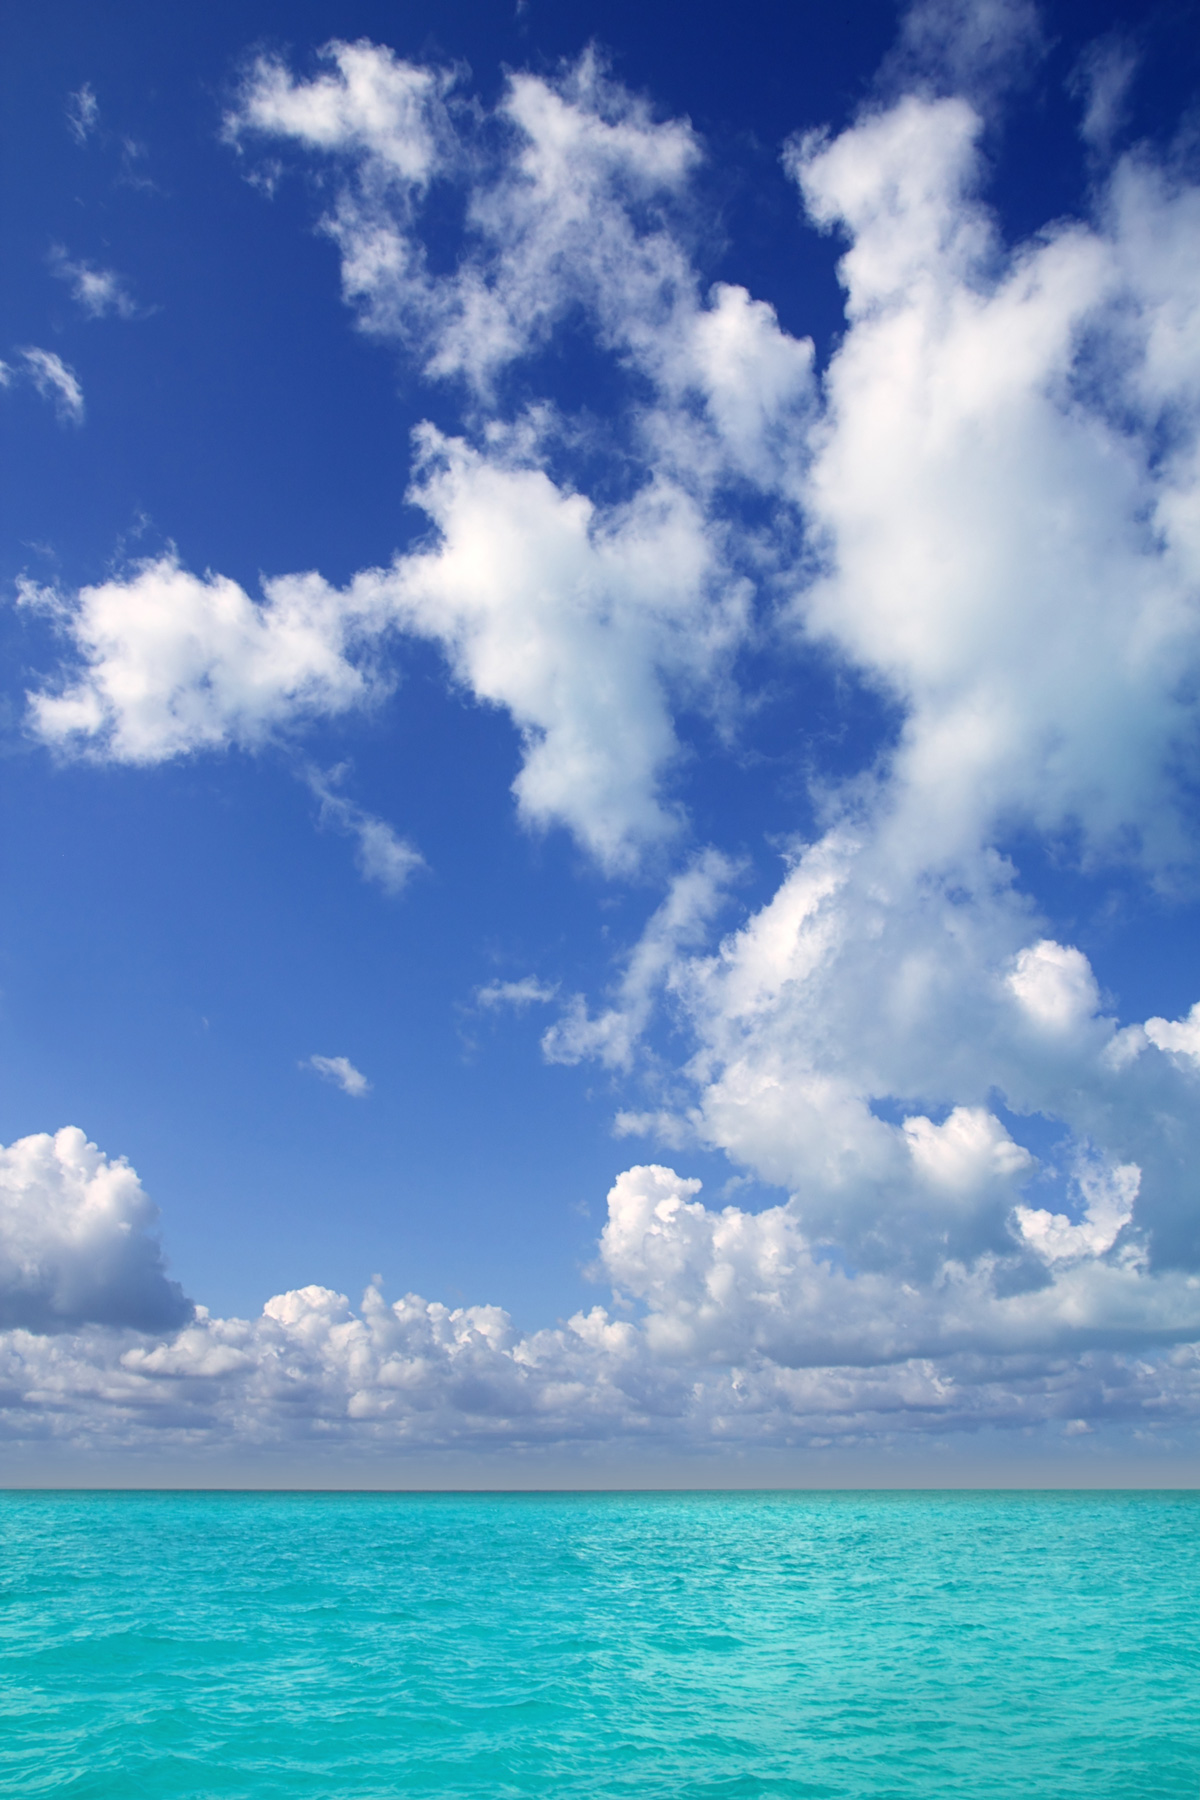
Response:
[[14, 2, 1200, 1445], [0, 1130, 191, 1334], [2, 1143, 1200, 1455], [8, 1308, 1200, 1457]]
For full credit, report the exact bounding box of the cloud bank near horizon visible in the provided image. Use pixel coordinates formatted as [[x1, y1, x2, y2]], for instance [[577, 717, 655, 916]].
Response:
[[3, 1128, 1200, 1459], [11, 0, 1200, 1459]]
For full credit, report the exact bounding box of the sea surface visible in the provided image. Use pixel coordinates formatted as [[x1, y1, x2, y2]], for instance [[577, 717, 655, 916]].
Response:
[[2, 1489, 1198, 1797]]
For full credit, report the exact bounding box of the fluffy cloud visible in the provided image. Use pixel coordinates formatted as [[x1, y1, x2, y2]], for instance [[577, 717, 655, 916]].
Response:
[[350, 432, 739, 869], [17, 10, 1200, 1440], [228, 42, 702, 391], [0, 1128, 191, 1332], [227, 40, 448, 182], [24, 555, 394, 760], [572, 64, 1200, 1328], [216, 45, 803, 866], [786, 95, 1200, 876], [29, 46, 809, 868], [3, 1149, 1200, 1460]]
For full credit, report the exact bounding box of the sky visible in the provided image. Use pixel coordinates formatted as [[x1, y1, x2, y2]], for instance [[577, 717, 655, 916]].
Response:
[[3, 0, 1200, 1485]]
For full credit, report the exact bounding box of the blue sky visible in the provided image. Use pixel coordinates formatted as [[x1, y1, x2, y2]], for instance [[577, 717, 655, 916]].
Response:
[[3, 0, 1200, 1483]]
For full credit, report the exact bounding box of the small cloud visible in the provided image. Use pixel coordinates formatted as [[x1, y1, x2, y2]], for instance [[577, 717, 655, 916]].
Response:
[[885, 0, 1046, 111], [612, 1108, 692, 1149], [118, 137, 160, 194], [303, 1054, 371, 1097], [66, 83, 99, 144], [475, 976, 558, 1010], [16, 348, 85, 424], [306, 765, 425, 896], [49, 247, 140, 320], [1070, 35, 1138, 152]]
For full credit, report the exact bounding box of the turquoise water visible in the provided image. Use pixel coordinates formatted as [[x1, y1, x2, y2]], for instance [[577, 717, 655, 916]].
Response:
[[2, 1491, 1198, 1798]]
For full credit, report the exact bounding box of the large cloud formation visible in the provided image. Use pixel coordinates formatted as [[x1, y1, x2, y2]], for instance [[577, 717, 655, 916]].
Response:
[[13, 1, 1200, 1459], [3, 1151, 1200, 1461]]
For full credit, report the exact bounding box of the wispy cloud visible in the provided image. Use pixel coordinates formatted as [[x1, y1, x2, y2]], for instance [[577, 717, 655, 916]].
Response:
[[475, 977, 559, 1009], [50, 247, 140, 319], [65, 82, 99, 144], [303, 1054, 371, 1097], [15, 348, 85, 424], [306, 764, 425, 895]]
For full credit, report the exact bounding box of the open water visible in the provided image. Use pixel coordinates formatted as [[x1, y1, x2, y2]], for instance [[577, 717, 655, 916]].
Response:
[[1, 1489, 1198, 1797]]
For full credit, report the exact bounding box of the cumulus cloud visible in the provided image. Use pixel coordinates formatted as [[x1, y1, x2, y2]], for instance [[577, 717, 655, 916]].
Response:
[[17, 9, 1200, 1433], [305, 1055, 372, 1097], [3, 1149, 1200, 1461], [1014, 1153, 1139, 1265], [30, 43, 810, 869], [596, 79, 1200, 1303], [215, 43, 801, 866], [16, 348, 85, 424], [23, 554, 394, 760], [348, 431, 736, 870], [50, 248, 140, 320], [0, 1128, 191, 1332], [226, 41, 701, 391]]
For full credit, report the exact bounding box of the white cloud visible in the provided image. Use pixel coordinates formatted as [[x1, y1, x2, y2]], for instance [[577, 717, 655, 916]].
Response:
[[564, 77, 1200, 1299], [475, 977, 558, 1009], [26, 427, 744, 867], [23, 554, 393, 761], [50, 248, 139, 320], [66, 83, 99, 144], [350, 430, 739, 870], [227, 41, 449, 182], [0, 1128, 191, 1332], [305, 1054, 372, 1097], [1071, 35, 1138, 152], [19, 19, 1200, 1414], [543, 849, 737, 1068], [213, 47, 806, 866], [1006, 941, 1102, 1036], [887, 0, 1046, 108], [228, 42, 701, 392], [1015, 1153, 1139, 1265], [32, 48, 810, 871], [3, 1147, 1200, 1461], [18, 348, 85, 424], [1143, 1003, 1200, 1064], [902, 1106, 1032, 1193], [306, 765, 424, 895]]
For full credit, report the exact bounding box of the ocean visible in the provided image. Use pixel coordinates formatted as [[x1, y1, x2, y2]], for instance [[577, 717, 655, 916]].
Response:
[[2, 1489, 1197, 1797]]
